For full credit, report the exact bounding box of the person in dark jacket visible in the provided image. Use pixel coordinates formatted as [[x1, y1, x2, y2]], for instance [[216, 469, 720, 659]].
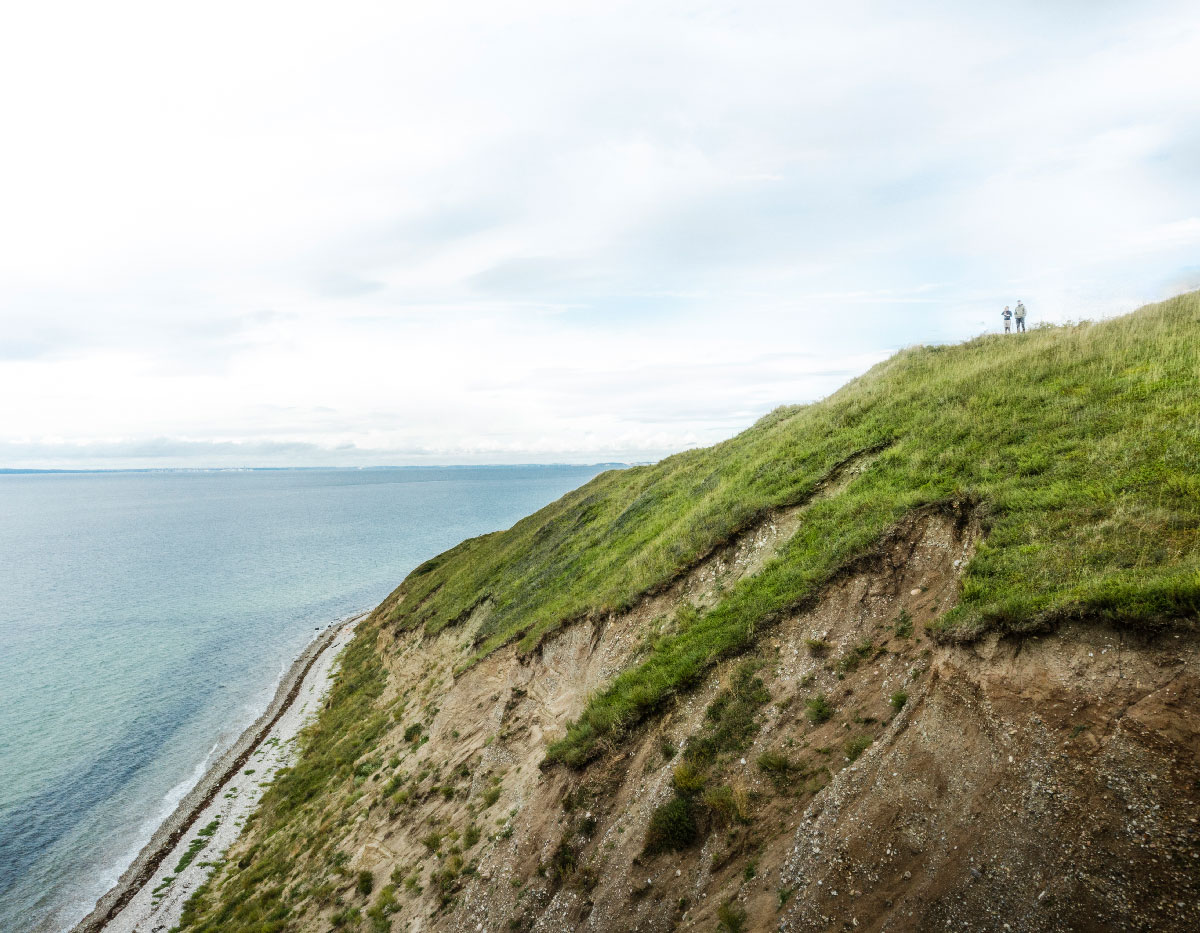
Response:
[[1002, 305, 1013, 333]]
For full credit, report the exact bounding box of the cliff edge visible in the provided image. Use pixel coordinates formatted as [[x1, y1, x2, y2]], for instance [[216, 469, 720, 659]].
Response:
[[176, 293, 1200, 932]]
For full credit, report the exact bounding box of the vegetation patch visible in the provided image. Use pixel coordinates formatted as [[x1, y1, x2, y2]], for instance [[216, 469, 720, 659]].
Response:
[[834, 640, 876, 677], [805, 693, 835, 725], [757, 751, 808, 792], [845, 735, 873, 762], [642, 660, 768, 854], [174, 819, 220, 874], [643, 796, 698, 854], [684, 660, 771, 765], [717, 899, 748, 933]]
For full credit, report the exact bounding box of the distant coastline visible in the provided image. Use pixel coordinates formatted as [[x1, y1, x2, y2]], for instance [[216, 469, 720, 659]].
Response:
[[0, 463, 628, 475]]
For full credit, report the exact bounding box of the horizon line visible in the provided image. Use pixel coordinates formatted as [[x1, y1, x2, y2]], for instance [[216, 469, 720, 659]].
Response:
[[0, 462, 636, 475]]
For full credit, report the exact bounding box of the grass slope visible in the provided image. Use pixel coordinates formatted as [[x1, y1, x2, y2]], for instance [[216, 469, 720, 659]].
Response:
[[179, 293, 1199, 930], [376, 294, 1199, 764]]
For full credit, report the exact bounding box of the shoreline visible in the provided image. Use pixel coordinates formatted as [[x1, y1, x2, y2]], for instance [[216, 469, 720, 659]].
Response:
[[70, 611, 367, 933]]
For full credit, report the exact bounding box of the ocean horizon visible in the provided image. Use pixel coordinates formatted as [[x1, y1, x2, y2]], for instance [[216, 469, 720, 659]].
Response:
[[0, 465, 613, 932]]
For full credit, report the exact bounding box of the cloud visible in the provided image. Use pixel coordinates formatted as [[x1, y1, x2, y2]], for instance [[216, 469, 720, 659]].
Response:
[[1, 1, 1198, 468]]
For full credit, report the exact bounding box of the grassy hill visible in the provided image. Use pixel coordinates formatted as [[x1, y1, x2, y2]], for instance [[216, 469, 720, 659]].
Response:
[[178, 291, 1200, 932], [373, 291, 1200, 765]]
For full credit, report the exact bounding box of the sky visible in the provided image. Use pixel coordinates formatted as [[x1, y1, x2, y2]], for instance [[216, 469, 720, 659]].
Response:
[[2, 1, 1198, 469]]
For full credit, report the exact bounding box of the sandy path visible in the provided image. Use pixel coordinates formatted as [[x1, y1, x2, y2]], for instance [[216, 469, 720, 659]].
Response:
[[92, 619, 358, 933]]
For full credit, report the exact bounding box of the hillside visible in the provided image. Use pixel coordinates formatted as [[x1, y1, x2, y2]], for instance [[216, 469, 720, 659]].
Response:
[[177, 293, 1199, 932]]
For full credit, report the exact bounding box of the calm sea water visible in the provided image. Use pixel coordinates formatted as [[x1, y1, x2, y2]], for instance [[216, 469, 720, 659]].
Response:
[[0, 466, 610, 932]]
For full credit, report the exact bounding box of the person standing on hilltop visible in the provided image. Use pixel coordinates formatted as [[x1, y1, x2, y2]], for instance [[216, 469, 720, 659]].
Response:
[[1002, 305, 1013, 333], [1015, 300, 1027, 332]]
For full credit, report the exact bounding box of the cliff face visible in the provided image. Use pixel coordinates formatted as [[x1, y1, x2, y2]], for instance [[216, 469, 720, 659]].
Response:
[[178, 295, 1200, 933]]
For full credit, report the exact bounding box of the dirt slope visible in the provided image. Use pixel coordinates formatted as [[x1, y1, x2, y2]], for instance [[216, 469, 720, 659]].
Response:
[[204, 497, 1197, 933]]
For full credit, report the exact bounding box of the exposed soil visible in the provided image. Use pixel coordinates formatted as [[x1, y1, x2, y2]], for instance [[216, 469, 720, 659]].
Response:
[[210, 499, 1199, 933]]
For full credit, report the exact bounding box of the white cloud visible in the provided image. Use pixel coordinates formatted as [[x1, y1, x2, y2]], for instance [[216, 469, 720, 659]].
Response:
[[1, 1, 1198, 467]]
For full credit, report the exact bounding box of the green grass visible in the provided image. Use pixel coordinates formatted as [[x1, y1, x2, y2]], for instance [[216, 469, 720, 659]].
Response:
[[757, 750, 806, 792], [684, 659, 770, 764], [173, 819, 221, 874], [804, 694, 835, 725], [178, 624, 388, 932], [643, 795, 698, 854], [717, 900, 748, 933], [844, 735, 873, 762]]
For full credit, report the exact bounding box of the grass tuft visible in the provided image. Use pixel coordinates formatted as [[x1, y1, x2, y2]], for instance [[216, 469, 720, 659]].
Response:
[[805, 694, 835, 725]]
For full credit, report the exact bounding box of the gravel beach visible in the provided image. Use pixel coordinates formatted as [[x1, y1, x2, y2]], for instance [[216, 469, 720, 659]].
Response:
[[70, 614, 362, 933]]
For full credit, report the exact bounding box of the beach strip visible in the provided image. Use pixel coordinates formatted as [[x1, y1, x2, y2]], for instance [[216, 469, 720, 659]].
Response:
[[71, 613, 364, 933]]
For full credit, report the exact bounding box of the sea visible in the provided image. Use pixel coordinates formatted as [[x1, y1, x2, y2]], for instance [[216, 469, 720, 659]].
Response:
[[0, 465, 612, 932]]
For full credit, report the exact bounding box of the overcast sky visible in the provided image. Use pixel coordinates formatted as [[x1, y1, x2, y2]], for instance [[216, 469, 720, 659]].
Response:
[[2, 1, 1198, 468]]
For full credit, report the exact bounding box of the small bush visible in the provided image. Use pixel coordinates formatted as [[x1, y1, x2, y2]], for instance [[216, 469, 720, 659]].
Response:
[[835, 640, 875, 676], [671, 762, 707, 795], [430, 853, 465, 906], [893, 609, 914, 639], [717, 899, 748, 932], [686, 659, 771, 763], [367, 884, 399, 932], [356, 870, 374, 897], [701, 784, 736, 824], [463, 823, 481, 847], [845, 735, 872, 762], [403, 723, 423, 743], [702, 782, 751, 824], [643, 796, 698, 854], [889, 690, 908, 711], [757, 750, 805, 791], [805, 637, 831, 656], [805, 694, 834, 724], [548, 839, 577, 884]]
